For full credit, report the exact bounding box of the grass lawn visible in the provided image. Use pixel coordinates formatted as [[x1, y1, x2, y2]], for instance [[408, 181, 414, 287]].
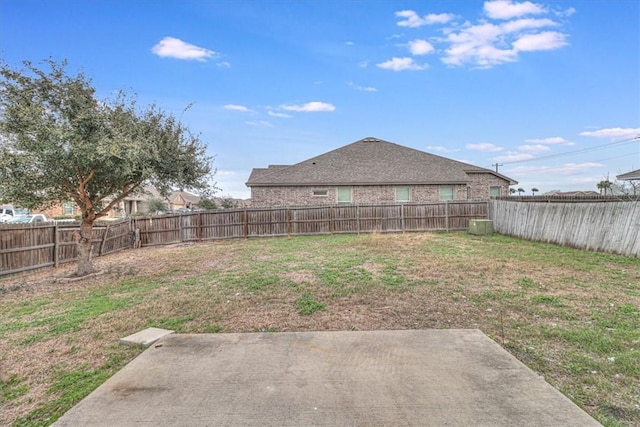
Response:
[[1, 232, 639, 426]]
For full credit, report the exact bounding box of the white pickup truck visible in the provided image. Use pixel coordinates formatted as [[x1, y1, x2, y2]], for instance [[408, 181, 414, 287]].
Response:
[[5, 214, 49, 224]]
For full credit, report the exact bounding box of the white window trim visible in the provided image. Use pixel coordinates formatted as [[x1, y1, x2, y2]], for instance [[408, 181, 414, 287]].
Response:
[[439, 185, 454, 201], [312, 189, 328, 197], [337, 187, 352, 204], [396, 186, 410, 203]]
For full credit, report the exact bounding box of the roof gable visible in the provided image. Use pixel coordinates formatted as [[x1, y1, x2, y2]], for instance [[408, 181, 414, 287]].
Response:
[[617, 169, 640, 180], [247, 137, 516, 186]]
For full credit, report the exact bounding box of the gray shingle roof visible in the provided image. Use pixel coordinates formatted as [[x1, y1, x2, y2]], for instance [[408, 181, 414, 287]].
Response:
[[617, 169, 640, 180], [246, 137, 517, 186]]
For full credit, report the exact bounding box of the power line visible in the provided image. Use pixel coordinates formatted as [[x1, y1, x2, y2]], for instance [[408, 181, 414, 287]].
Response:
[[502, 135, 639, 165]]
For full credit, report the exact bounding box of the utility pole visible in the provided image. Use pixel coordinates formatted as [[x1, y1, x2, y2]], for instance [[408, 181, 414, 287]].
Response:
[[492, 163, 503, 173]]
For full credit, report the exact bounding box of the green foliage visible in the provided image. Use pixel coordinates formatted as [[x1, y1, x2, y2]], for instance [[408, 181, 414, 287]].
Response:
[[516, 277, 537, 288], [0, 59, 213, 215], [198, 197, 218, 210], [1, 375, 29, 403], [531, 294, 564, 306], [295, 293, 326, 315], [147, 198, 169, 214], [147, 315, 194, 331], [0, 59, 214, 274], [220, 196, 237, 209], [14, 353, 137, 426]]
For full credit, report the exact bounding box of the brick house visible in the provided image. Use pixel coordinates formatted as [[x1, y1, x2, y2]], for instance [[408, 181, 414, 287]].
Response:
[[168, 191, 201, 210], [246, 137, 517, 207]]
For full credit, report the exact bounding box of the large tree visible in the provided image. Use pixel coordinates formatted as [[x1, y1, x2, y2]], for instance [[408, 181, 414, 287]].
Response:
[[0, 59, 214, 276]]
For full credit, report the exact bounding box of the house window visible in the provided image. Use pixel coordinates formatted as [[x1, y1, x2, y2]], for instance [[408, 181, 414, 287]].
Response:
[[337, 187, 352, 203], [490, 186, 502, 197], [63, 201, 74, 216], [439, 185, 454, 201], [313, 189, 328, 197], [396, 186, 410, 202]]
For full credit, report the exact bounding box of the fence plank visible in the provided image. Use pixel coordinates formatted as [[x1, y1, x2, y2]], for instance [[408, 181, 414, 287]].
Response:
[[490, 199, 639, 257]]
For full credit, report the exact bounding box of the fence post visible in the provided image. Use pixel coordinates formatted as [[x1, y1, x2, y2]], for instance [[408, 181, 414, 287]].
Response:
[[445, 201, 450, 231], [329, 205, 334, 234], [198, 212, 203, 241], [357, 205, 360, 234], [401, 205, 405, 233], [99, 224, 110, 256], [53, 223, 59, 267], [287, 208, 292, 237], [243, 209, 249, 238]]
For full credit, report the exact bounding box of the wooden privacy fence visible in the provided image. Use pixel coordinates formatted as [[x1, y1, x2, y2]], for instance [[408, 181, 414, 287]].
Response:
[[490, 199, 640, 257], [131, 201, 488, 246], [0, 220, 132, 276], [1, 201, 488, 276]]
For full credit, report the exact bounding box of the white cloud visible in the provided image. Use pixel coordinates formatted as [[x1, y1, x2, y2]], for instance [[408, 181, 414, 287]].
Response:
[[518, 144, 551, 152], [512, 31, 568, 51], [267, 110, 292, 118], [440, 17, 565, 67], [151, 37, 216, 61], [395, 10, 456, 27], [466, 142, 503, 152], [224, 104, 250, 112], [280, 101, 336, 112], [493, 152, 535, 162], [245, 120, 274, 128], [426, 146, 458, 153], [501, 18, 557, 33], [377, 57, 427, 71], [216, 170, 237, 177], [442, 23, 517, 67], [525, 137, 569, 144], [579, 127, 640, 139], [217, 61, 231, 68], [345, 41, 354, 46], [390, 4, 571, 69], [554, 7, 576, 18], [347, 81, 377, 92], [408, 39, 435, 55], [484, 0, 547, 20]]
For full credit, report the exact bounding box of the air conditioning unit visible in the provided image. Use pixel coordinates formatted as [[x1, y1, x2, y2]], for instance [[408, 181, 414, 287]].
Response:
[[469, 219, 493, 235]]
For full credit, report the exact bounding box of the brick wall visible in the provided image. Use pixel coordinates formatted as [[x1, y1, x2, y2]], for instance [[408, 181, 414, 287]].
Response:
[[468, 174, 511, 200], [250, 173, 511, 207]]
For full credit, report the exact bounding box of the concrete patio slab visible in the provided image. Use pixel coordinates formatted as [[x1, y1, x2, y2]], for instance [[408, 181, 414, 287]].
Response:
[[54, 330, 601, 426], [119, 327, 174, 347]]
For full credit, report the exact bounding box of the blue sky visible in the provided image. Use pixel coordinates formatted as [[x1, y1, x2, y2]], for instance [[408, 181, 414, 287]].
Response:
[[1, 0, 638, 198]]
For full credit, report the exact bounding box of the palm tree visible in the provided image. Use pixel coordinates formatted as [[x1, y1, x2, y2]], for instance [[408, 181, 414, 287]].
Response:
[[597, 180, 612, 195], [509, 188, 516, 195], [517, 188, 525, 196], [531, 188, 539, 196]]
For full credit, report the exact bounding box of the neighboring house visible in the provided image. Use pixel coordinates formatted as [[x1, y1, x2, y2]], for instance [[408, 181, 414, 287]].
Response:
[[617, 169, 640, 181], [246, 137, 517, 207], [40, 201, 78, 219], [112, 185, 164, 217], [168, 191, 201, 210]]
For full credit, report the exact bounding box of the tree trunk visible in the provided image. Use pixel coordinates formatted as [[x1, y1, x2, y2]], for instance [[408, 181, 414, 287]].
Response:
[[74, 219, 96, 276]]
